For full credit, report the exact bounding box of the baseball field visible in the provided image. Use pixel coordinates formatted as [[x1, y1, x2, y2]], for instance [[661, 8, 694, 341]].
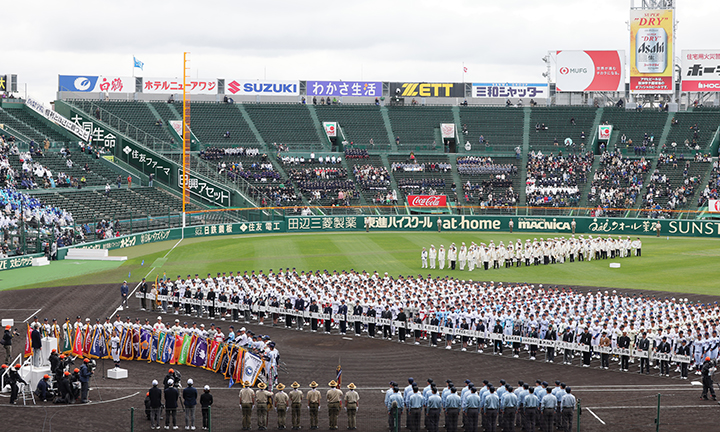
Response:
[[1, 230, 719, 431]]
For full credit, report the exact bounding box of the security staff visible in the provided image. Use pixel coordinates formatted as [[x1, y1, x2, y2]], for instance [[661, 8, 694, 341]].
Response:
[[274, 383, 289, 429], [465, 386, 481, 432], [522, 387, 539, 432], [307, 381, 322, 430], [288, 381, 303, 430], [481, 386, 498, 432], [444, 387, 462, 432], [255, 382, 273, 430], [344, 383, 360, 430], [500, 385, 518, 431], [560, 387, 576, 432], [426, 386, 442, 432], [540, 388, 557, 432], [407, 385, 424, 432], [239, 380, 255, 430], [386, 385, 405, 432], [326, 380, 343, 430]]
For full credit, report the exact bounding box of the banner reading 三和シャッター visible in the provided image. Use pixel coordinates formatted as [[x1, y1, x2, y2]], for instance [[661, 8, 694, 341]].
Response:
[[306, 80, 382, 97], [681, 50, 720, 92], [472, 83, 548, 99], [629, 8, 674, 93]]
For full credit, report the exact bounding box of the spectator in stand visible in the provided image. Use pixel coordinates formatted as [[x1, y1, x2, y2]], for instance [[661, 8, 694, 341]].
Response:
[[525, 152, 593, 207]]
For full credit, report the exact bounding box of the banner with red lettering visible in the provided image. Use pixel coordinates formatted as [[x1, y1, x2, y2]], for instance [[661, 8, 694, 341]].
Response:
[[407, 195, 447, 207]]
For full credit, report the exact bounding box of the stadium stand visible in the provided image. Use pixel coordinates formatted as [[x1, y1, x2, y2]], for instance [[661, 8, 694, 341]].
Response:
[[641, 153, 710, 218], [600, 108, 668, 153], [528, 106, 596, 153], [386, 106, 453, 149], [244, 104, 322, 149], [71, 100, 175, 144], [388, 154, 453, 200], [697, 159, 719, 208], [665, 108, 720, 152], [525, 152, 594, 207], [457, 155, 520, 208], [315, 105, 391, 149], [459, 107, 525, 152], [178, 102, 258, 146], [587, 151, 650, 216]]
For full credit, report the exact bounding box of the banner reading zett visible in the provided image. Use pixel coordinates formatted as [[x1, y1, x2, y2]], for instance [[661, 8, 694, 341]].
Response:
[[629, 8, 674, 93]]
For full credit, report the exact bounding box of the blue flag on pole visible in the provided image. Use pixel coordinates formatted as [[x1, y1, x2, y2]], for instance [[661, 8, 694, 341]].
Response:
[[228, 377, 235, 388], [133, 56, 144, 70]]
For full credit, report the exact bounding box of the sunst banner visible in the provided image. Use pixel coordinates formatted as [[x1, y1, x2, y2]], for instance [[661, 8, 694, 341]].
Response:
[[389, 82, 464, 98], [556, 50, 625, 92], [224, 80, 299, 96], [58, 75, 134, 93], [306, 80, 382, 97], [681, 50, 720, 92], [629, 9, 674, 93], [472, 83, 548, 98], [142, 78, 218, 94]]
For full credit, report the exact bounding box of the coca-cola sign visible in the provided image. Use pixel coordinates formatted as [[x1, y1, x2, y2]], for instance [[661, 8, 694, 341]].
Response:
[[408, 195, 447, 207]]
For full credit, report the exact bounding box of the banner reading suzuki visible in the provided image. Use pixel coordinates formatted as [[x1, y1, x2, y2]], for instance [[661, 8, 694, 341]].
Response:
[[58, 75, 134, 93], [408, 195, 447, 207], [390, 82, 464, 98], [224, 80, 299, 96], [556, 50, 625, 92], [629, 8, 674, 93], [681, 50, 720, 92]]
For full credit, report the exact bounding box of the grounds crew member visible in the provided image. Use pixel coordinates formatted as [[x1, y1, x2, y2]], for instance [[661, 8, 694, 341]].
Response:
[[6, 364, 25, 404], [307, 381, 321, 429], [255, 382, 273, 430], [326, 379, 343, 430], [239, 380, 255, 430], [274, 383, 289, 429], [79, 358, 92, 403], [344, 383, 360, 430], [288, 381, 303, 429], [701, 356, 717, 401]]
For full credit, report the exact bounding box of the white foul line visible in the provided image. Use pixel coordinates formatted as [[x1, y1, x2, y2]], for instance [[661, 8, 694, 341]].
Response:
[[110, 238, 185, 317], [585, 408, 605, 425], [588, 404, 717, 410], [6, 391, 139, 408], [23, 308, 42, 323]]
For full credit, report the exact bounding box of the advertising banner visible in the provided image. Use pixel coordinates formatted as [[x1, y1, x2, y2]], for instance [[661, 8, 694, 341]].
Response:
[[556, 50, 625, 92], [120, 141, 172, 184], [224, 80, 299, 96], [440, 123, 455, 139], [389, 82, 464, 98], [407, 195, 447, 207], [178, 168, 231, 207], [25, 98, 92, 142], [58, 75, 134, 93], [142, 78, 218, 94], [306, 80, 382, 97], [64, 108, 117, 149], [709, 199, 720, 213], [0, 75, 6, 92], [472, 83, 548, 98], [681, 50, 720, 91], [629, 9, 674, 93], [323, 122, 337, 137], [598, 125, 613, 141]]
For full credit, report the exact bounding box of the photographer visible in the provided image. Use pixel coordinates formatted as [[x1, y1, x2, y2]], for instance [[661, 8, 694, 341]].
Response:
[[700, 356, 716, 401], [79, 358, 93, 403], [2, 325, 20, 364]]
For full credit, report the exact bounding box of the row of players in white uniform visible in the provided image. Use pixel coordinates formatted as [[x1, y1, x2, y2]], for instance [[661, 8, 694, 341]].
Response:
[[134, 268, 715, 377], [420, 235, 642, 270]]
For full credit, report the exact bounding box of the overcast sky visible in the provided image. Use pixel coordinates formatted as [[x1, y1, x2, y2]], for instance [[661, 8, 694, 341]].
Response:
[[6, 0, 718, 104]]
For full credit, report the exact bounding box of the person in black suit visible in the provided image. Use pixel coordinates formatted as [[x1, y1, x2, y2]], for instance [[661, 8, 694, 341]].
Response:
[[338, 300, 348, 335], [430, 314, 440, 347], [309, 300, 319, 332], [617, 330, 631, 371], [676, 339, 691, 379], [206, 287, 216, 319], [165, 379, 180, 429], [284, 298, 294, 328], [367, 305, 377, 338], [562, 328, 574, 364], [353, 303, 363, 336], [382, 307, 393, 339], [148, 380, 163, 429], [579, 328, 592, 366], [397, 308, 407, 343], [294, 296, 306, 329], [545, 326, 557, 362], [638, 332, 651, 374], [323, 303, 333, 333], [657, 336, 672, 376]]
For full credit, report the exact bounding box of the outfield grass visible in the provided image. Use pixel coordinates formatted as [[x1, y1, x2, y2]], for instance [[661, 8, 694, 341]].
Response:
[[3, 232, 719, 295]]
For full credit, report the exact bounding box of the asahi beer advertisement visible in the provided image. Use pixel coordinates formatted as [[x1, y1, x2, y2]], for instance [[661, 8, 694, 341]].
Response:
[[629, 8, 674, 93]]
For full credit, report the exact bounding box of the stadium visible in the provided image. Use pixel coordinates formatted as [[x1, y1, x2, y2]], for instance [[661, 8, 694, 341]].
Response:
[[2, 0, 720, 431]]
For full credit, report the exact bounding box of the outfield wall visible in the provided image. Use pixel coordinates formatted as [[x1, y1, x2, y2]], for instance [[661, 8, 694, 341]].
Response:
[[2, 215, 719, 271]]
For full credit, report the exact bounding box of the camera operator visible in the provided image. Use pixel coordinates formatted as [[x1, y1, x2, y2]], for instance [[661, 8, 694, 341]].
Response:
[[79, 358, 94, 403], [701, 356, 717, 401], [164, 368, 182, 389], [2, 325, 20, 364]]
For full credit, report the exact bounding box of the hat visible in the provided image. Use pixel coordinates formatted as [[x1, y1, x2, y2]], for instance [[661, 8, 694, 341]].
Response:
[[204, 385, 210, 391], [258, 382, 267, 389], [64, 371, 70, 376], [169, 368, 174, 373], [347, 383, 356, 389], [43, 374, 49, 379], [276, 383, 286, 390], [157, 316, 162, 320], [707, 356, 712, 361], [84, 358, 90, 363], [152, 379, 158, 386], [4, 325, 9, 330], [0, 365, 6, 369], [168, 379, 174, 386], [328, 380, 338, 387], [74, 368, 80, 373], [187, 379, 193, 385], [242, 381, 251, 387], [291, 382, 300, 389], [309, 381, 319, 388]]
